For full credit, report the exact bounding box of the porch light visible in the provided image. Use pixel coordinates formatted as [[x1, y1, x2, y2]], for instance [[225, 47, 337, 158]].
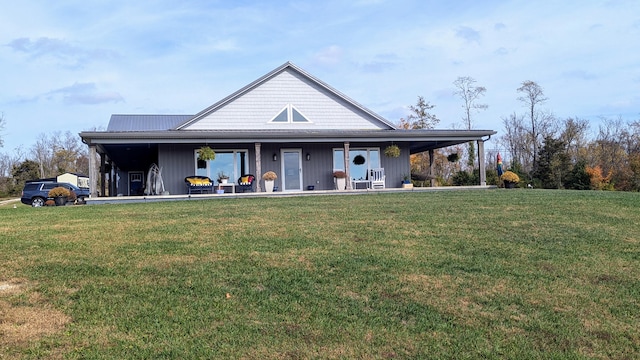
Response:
[[306, 153, 310, 161], [273, 154, 277, 161]]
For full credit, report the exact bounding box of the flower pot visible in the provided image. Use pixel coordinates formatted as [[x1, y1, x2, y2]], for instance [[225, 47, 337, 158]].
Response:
[[504, 181, 516, 189], [264, 180, 275, 192], [216, 189, 225, 194], [54, 196, 67, 206], [402, 183, 413, 189], [335, 177, 346, 190], [221, 178, 228, 184]]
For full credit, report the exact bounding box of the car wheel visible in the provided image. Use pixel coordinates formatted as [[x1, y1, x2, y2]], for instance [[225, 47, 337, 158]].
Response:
[[31, 197, 45, 207]]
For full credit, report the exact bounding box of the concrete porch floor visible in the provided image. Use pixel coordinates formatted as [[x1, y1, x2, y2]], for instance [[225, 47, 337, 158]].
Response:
[[85, 185, 497, 205]]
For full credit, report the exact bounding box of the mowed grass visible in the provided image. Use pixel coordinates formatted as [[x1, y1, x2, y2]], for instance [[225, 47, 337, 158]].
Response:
[[1, 190, 639, 359]]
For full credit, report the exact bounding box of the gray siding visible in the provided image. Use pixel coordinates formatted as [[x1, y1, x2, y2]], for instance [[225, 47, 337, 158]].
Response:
[[154, 142, 411, 194]]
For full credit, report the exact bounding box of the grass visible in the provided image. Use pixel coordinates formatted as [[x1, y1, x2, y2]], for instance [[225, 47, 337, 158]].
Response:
[[0, 190, 639, 359]]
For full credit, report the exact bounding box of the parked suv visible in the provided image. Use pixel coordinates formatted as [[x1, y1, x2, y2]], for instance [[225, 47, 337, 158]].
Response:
[[21, 181, 90, 207]]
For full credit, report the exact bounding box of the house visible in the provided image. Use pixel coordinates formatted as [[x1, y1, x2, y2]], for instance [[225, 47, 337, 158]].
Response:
[[79, 62, 496, 197]]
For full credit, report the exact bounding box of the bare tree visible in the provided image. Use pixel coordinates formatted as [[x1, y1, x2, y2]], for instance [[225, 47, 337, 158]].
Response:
[[453, 76, 487, 168], [517, 80, 555, 172], [500, 112, 530, 170], [0, 112, 5, 148], [559, 117, 590, 163]]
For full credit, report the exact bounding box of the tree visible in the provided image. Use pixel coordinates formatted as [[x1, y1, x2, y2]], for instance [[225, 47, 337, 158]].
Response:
[[453, 77, 487, 169], [30, 131, 89, 178], [10, 159, 40, 195], [517, 80, 555, 173], [559, 117, 589, 163], [406, 96, 440, 130], [500, 112, 531, 172], [533, 136, 570, 189], [0, 112, 5, 148]]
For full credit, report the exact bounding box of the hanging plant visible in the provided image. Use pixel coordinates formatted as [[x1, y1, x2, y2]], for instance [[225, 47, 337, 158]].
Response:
[[197, 146, 216, 161], [447, 153, 460, 163], [384, 144, 401, 158], [353, 155, 366, 165]]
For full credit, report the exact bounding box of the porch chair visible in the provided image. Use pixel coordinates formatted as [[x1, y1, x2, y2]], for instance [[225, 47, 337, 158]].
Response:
[[237, 174, 255, 193], [369, 168, 386, 189]]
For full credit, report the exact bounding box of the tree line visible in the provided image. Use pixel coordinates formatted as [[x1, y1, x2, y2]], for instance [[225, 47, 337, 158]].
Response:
[[1, 79, 639, 196], [0, 129, 89, 197], [402, 78, 640, 191]]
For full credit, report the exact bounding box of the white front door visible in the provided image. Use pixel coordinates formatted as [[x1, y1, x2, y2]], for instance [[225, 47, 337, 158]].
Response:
[[281, 149, 302, 191]]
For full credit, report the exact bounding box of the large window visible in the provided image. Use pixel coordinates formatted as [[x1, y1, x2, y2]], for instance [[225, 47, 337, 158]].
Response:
[[195, 150, 249, 181], [333, 148, 380, 180]]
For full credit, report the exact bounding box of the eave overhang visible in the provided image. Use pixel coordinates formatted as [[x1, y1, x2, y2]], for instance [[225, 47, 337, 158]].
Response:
[[81, 129, 495, 147]]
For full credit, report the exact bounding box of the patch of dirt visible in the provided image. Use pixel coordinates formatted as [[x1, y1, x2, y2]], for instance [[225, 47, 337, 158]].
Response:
[[0, 280, 71, 348]]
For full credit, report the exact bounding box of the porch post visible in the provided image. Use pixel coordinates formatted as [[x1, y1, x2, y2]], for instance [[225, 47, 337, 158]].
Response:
[[255, 142, 262, 192], [478, 140, 487, 186], [89, 145, 99, 197], [429, 149, 435, 187], [100, 154, 106, 197], [344, 142, 352, 190]]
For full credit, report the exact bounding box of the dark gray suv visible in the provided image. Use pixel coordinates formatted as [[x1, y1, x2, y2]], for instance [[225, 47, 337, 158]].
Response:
[[21, 181, 90, 207]]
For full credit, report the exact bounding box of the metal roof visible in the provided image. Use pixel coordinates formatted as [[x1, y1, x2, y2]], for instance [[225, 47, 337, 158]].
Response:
[[107, 114, 193, 131]]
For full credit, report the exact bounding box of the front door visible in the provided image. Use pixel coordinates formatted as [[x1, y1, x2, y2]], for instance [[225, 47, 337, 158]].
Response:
[[281, 149, 302, 191], [129, 171, 144, 195]]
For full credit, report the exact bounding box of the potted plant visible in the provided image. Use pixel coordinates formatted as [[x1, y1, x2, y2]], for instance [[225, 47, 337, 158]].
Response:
[[500, 171, 520, 188], [333, 170, 347, 190], [262, 171, 277, 192], [197, 146, 216, 161], [402, 174, 413, 189], [217, 171, 230, 184], [48, 186, 71, 206], [384, 144, 400, 158]]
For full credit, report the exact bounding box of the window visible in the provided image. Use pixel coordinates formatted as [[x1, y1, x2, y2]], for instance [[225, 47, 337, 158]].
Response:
[[269, 104, 311, 123], [333, 148, 380, 180], [195, 150, 249, 181]]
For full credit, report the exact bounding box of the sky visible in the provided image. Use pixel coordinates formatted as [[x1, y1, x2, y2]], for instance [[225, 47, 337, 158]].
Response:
[[1, 0, 639, 155]]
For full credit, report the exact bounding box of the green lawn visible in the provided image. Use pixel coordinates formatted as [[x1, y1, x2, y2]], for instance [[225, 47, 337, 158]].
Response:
[[1, 190, 639, 359]]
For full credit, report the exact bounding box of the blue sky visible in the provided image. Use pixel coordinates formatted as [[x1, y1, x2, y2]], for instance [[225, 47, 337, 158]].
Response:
[[1, 0, 639, 154]]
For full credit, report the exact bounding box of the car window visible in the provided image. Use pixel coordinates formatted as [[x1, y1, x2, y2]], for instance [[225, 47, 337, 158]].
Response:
[[23, 184, 40, 191], [42, 183, 56, 190]]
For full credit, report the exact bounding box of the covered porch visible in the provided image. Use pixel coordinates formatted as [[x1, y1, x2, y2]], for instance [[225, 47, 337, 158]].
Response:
[[81, 129, 496, 198]]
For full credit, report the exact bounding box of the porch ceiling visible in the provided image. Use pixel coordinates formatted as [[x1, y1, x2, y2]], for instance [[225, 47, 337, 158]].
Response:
[[100, 144, 159, 171]]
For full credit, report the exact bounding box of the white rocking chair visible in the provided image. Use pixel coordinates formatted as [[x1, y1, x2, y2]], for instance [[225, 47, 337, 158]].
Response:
[[369, 168, 386, 189]]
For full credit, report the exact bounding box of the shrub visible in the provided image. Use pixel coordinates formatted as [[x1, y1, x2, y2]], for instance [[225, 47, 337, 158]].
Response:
[[500, 171, 520, 183], [262, 171, 277, 181], [48, 186, 71, 197]]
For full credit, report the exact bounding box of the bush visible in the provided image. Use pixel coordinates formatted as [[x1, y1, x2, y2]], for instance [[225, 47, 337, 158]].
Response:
[[48, 186, 71, 197], [262, 171, 277, 181]]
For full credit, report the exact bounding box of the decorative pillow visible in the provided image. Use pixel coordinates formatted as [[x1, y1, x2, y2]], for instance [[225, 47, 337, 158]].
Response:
[[240, 176, 250, 185]]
